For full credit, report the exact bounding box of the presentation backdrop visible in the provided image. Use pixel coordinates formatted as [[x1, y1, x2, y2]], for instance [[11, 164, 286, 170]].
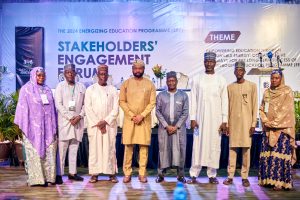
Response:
[[15, 27, 45, 90], [1, 3, 300, 94]]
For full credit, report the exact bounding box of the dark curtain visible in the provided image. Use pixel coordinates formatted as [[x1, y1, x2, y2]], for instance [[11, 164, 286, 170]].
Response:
[[9, 129, 299, 169], [76, 129, 264, 169]]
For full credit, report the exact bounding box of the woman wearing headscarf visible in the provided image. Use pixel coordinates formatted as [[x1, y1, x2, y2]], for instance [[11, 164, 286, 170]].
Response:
[[14, 67, 58, 186], [258, 69, 296, 190]]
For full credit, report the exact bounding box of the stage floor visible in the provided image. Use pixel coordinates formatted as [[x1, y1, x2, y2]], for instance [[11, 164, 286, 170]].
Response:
[[0, 167, 299, 200]]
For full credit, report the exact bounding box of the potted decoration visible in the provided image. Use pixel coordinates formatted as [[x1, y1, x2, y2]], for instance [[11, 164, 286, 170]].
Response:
[[0, 94, 12, 164], [152, 64, 166, 89], [0, 91, 23, 166]]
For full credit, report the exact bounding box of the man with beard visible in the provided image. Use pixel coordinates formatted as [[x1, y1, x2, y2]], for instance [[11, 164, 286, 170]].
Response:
[[55, 64, 86, 182], [119, 59, 156, 183], [85, 65, 119, 183], [188, 52, 228, 184]]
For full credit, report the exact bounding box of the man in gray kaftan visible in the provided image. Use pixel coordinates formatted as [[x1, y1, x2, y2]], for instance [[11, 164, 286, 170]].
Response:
[[155, 71, 189, 183]]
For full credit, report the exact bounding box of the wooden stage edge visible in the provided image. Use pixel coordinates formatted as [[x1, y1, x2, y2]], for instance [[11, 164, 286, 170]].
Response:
[[0, 167, 299, 200]]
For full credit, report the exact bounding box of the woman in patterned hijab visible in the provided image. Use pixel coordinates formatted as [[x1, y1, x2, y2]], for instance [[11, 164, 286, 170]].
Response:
[[258, 69, 296, 190]]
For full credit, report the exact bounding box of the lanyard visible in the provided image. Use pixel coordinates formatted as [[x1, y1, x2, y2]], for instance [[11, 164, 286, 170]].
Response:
[[69, 84, 76, 100]]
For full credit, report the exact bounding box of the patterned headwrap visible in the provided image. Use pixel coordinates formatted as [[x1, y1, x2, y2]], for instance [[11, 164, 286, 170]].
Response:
[[204, 52, 216, 61], [97, 64, 109, 72], [166, 71, 177, 79], [132, 59, 145, 67], [36, 67, 45, 73], [64, 64, 76, 71], [234, 60, 245, 69], [271, 69, 283, 77]]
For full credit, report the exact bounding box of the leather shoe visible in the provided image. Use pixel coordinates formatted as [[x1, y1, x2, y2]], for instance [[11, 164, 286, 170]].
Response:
[[155, 176, 164, 183], [89, 175, 98, 183], [223, 178, 233, 185], [123, 175, 131, 183], [177, 176, 186, 183], [109, 175, 119, 183], [68, 174, 84, 181], [138, 175, 148, 183], [242, 179, 250, 187], [55, 175, 63, 185], [209, 177, 219, 184], [187, 177, 197, 184]]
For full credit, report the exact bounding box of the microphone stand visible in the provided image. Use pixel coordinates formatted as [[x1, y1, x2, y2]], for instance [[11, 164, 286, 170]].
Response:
[[277, 55, 282, 70], [258, 52, 263, 67]]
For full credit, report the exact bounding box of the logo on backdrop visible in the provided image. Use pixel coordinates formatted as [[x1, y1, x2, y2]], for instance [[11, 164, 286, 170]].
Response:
[[205, 31, 241, 43], [23, 58, 34, 68]]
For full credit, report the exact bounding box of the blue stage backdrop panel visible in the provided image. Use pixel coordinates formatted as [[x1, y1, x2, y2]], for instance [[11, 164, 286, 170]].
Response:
[[15, 27, 44, 90]]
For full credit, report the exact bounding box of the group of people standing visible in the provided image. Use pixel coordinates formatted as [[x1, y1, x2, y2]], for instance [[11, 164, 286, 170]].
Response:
[[14, 52, 296, 191]]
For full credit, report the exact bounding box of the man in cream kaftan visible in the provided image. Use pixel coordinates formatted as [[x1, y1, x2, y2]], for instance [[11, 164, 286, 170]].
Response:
[[55, 64, 85, 181], [188, 52, 228, 184], [85, 65, 119, 183]]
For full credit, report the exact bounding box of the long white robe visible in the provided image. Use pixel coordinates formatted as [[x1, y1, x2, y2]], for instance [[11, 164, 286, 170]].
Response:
[[189, 73, 228, 169], [85, 83, 119, 175]]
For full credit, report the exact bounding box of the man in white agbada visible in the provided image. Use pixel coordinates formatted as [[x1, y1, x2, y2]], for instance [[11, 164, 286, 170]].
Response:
[[188, 52, 228, 184], [55, 63, 86, 181], [85, 64, 119, 183]]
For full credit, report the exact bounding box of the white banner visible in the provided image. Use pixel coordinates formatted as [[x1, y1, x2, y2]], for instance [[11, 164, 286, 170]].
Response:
[[1, 3, 300, 93]]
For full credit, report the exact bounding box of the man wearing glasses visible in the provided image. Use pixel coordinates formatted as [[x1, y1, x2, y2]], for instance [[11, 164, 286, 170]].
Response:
[[55, 64, 86, 182]]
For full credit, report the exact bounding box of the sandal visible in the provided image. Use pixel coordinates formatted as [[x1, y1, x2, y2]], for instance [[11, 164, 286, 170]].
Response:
[[209, 177, 219, 184], [89, 175, 98, 183], [223, 178, 233, 185], [109, 175, 119, 183], [138, 175, 148, 183], [123, 175, 131, 183], [273, 186, 282, 191], [187, 177, 197, 184], [242, 179, 250, 187]]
